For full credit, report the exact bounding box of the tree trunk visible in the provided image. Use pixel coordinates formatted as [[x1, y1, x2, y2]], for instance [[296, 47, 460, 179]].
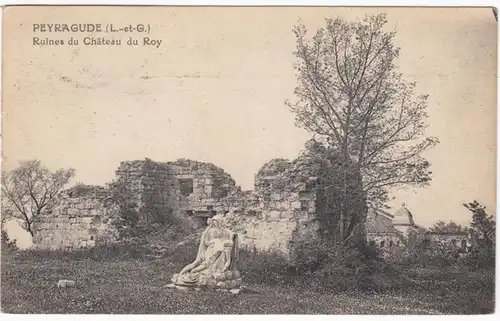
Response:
[[27, 225, 34, 237], [340, 144, 349, 242]]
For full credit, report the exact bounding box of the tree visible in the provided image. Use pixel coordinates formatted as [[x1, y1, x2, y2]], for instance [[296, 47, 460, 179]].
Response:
[[428, 220, 469, 234], [286, 14, 439, 240], [0, 205, 16, 250], [1, 159, 75, 237], [463, 200, 495, 249]]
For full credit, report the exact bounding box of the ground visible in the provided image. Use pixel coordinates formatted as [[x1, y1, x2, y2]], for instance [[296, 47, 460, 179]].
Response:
[[1, 248, 494, 314]]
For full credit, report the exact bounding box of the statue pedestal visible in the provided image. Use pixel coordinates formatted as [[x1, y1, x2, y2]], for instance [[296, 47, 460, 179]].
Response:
[[171, 269, 242, 290], [165, 283, 242, 295]]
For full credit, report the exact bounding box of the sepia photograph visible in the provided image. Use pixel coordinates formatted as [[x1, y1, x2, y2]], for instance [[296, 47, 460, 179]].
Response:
[[0, 5, 497, 314]]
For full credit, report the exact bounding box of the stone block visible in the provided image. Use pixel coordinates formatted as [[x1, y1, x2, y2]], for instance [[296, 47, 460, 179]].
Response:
[[270, 193, 281, 201], [278, 201, 291, 210], [81, 217, 93, 224], [268, 211, 281, 221]]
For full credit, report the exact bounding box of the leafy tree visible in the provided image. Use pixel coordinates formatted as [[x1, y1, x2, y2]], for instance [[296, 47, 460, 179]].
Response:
[[463, 200, 495, 249], [286, 14, 438, 240], [428, 220, 469, 234], [1, 159, 75, 237]]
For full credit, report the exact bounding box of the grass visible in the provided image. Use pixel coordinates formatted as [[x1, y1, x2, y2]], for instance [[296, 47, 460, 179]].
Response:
[[0, 246, 495, 314]]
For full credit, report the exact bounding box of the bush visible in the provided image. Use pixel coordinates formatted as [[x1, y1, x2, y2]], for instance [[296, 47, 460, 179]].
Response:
[[285, 236, 408, 293], [400, 244, 460, 268], [461, 246, 495, 269], [238, 247, 292, 286], [1, 229, 18, 253]]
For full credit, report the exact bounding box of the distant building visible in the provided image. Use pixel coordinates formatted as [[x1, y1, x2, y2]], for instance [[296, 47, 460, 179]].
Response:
[[424, 231, 471, 250], [366, 203, 470, 251], [365, 207, 403, 248], [392, 203, 417, 236]]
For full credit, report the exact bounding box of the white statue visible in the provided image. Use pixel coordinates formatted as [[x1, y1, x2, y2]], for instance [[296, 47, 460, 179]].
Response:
[[171, 214, 242, 289]]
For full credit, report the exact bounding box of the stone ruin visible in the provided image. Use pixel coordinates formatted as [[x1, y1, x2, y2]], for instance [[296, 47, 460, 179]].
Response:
[[33, 140, 455, 258], [32, 185, 114, 249], [32, 147, 324, 258]]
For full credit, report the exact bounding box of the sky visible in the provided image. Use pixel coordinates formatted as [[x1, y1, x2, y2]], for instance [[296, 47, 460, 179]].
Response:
[[1, 6, 497, 248]]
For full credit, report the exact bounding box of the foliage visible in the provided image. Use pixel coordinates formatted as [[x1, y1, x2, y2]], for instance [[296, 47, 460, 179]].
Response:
[[404, 228, 427, 249], [66, 183, 103, 198], [289, 237, 380, 276], [286, 14, 438, 210], [1, 229, 18, 252], [312, 145, 367, 241], [1, 159, 75, 236], [256, 158, 292, 179], [462, 200, 496, 268], [104, 179, 140, 235], [400, 242, 461, 268], [428, 220, 469, 233], [269, 140, 367, 242], [464, 200, 495, 248], [460, 246, 495, 269]]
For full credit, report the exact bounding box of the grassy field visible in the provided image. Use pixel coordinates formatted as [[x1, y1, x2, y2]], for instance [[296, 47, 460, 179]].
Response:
[[0, 247, 495, 314]]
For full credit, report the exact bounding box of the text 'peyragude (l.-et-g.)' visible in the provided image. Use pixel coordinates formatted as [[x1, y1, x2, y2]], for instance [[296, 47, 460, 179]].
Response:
[[31, 23, 163, 48]]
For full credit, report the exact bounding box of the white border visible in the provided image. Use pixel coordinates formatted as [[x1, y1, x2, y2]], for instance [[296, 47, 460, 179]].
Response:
[[0, 1, 499, 6]]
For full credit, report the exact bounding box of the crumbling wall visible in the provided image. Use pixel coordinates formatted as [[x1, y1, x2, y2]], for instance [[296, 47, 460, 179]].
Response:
[[114, 158, 237, 229], [114, 159, 179, 226], [32, 185, 117, 250], [32, 146, 351, 256], [33, 158, 243, 250], [168, 159, 238, 208], [216, 156, 321, 258]]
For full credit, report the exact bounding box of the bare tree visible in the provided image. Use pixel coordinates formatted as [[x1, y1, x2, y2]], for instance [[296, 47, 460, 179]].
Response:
[[1, 159, 75, 237], [286, 14, 439, 240]]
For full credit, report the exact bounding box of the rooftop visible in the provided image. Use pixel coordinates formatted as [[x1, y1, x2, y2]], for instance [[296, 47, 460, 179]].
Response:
[[393, 203, 416, 226]]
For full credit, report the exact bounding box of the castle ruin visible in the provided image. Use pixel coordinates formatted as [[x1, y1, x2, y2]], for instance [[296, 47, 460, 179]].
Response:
[[32, 148, 322, 257], [33, 140, 465, 256]]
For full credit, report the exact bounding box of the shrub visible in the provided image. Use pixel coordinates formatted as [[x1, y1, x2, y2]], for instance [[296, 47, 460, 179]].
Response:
[[285, 235, 406, 293], [461, 246, 496, 269], [1, 229, 18, 253], [237, 247, 294, 286], [400, 244, 460, 268]]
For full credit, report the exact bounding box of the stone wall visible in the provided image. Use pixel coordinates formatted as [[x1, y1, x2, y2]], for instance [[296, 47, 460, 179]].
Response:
[[213, 156, 321, 258], [32, 158, 244, 248], [218, 190, 319, 258], [32, 185, 117, 250], [168, 158, 239, 224], [424, 232, 471, 249], [114, 159, 185, 227], [112, 158, 240, 229], [31, 141, 354, 255]]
